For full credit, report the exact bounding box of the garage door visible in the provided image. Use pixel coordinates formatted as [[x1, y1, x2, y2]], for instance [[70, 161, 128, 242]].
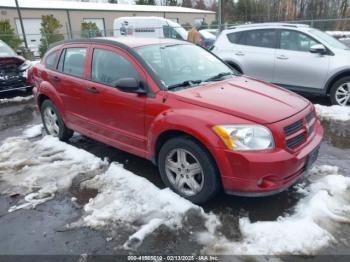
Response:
[[15, 18, 41, 56]]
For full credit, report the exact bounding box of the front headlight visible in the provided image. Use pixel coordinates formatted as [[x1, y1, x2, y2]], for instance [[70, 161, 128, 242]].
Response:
[[18, 61, 32, 72], [213, 125, 274, 151]]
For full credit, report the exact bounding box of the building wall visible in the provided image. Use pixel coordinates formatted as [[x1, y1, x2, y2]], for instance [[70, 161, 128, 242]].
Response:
[[0, 8, 216, 37]]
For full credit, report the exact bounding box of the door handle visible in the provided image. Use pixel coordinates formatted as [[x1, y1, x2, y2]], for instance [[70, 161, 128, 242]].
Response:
[[85, 86, 100, 94], [49, 75, 60, 81], [277, 55, 289, 60], [235, 51, 245, 56]]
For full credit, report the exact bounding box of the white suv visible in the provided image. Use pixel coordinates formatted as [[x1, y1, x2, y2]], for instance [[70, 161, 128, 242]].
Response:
[[212, 23, 350, 106]]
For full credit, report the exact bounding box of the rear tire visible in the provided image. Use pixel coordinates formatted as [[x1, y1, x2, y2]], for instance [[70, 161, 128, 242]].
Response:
[[158, 136, 221, 204], [330, 76, 350, 106], [41, 100, 73, 141]]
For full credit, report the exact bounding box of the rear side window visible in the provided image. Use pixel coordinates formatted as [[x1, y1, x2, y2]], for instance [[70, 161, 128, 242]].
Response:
[[227, 32, 243, 44], [45, 51, 59, 70], [57, 47, 87, 78], [91, 48, 140, 86], [241, 29, 277, 49]]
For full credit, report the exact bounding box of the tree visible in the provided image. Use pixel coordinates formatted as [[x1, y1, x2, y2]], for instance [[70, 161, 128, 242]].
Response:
[[0, 19, 22, 50], [81, 22, 102, 38], [135, 0, 155, 4], [194, 0, 207, 10], [181, 0, 193, 8], [39, 15, 64, 57], [166, 0, 178, 6]]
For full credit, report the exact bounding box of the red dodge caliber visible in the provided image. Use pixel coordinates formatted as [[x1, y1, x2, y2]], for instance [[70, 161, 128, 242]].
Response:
[[31, 37, 324, 203]]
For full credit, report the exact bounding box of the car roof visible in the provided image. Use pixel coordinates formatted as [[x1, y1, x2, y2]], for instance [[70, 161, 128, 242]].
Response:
[[227, 22, 310, 29], [51, 37, 187, 50]]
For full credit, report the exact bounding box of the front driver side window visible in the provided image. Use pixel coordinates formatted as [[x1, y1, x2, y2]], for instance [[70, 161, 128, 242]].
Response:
[[91, 48, 140, 86], [280, 30, 319, 52]]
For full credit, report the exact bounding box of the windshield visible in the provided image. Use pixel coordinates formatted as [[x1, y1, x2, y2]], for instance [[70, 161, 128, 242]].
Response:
[[0, 41, 16, 57], [136, 43, 234, 89], [168, 21, 188, 40], [310, 29, 349, 50]]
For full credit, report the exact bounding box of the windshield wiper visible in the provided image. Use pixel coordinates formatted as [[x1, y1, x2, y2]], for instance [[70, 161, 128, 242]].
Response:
[[167, 80, 202, 90], [204, 72, 235, 82]]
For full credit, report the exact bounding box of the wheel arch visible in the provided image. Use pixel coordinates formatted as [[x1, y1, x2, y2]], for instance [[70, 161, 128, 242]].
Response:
[[325, 69, 350, 94]]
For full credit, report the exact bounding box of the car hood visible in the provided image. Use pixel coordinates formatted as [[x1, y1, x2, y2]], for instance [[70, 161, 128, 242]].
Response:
[[173, 76, 310, 124], [0, 56, 25, 66]]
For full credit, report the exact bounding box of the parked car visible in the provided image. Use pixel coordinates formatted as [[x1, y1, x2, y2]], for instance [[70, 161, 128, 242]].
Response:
[[0, 40, 33, 93], [201, 28, 219, 37], [113, 17, 188, 41], [31, 37, 323, 203], [340, 38, 350, 48], [199, 29, 216, 48], [213, 23, 350, 106]]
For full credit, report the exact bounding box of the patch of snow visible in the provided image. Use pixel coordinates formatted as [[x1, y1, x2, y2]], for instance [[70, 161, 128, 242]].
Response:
[[198, 165, 350, 255], [23, 124, 43, 138], [1, 134, 350, 255], [0, 136, 107, 212], [0, 95, 33, 104], [74, 163, 219, 249], [315, 104, 350, 122]]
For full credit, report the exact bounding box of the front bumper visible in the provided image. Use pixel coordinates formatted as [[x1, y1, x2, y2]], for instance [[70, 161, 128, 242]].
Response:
[[211, 117, 324, 196], [0, 75, 32, 92]]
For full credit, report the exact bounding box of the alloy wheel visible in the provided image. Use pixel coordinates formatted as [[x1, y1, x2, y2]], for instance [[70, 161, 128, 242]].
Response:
[[335, 82, 350, 106], [43, 107, 60, 136], [165, 148, 204, 196]]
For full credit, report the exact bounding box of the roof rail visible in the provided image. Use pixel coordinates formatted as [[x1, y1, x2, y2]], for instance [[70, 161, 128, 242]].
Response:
[[227, 22, 310, 30]]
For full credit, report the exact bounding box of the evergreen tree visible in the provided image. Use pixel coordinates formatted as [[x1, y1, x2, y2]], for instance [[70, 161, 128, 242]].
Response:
[[182, 0, 193, 8], [81, 22, 102, 38], [0, 19, 22, 50], [38, 15, 64, 57]]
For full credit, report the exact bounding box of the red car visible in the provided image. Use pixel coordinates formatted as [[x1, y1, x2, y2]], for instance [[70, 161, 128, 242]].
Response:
[[31, 37, 323, 203]]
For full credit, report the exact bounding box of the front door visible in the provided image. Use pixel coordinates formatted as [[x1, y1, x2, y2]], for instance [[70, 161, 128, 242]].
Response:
[[83, 45, 147, 157], [273, 29, 330, 91]]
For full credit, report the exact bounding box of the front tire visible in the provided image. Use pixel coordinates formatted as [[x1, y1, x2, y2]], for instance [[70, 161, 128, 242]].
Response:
[[41, 100, 73, 141], [330, 76, 350, 106], [158, 136, 220, 204]]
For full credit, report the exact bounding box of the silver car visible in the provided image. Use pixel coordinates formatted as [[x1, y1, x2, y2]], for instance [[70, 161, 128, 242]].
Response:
[[213, 23, 350, 106]]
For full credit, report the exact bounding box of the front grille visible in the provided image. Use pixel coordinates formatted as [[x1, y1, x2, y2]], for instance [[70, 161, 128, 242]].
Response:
[[284, 119, 303, 136], [284, 110, 315, 150], [286, 133, 305, 148]]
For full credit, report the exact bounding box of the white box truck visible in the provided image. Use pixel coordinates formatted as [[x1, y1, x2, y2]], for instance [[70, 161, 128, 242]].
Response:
[[113, 17, 188, 40]]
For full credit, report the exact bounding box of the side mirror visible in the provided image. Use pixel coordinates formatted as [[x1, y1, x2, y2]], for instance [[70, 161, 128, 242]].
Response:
[[115, 77, 146, 94], [16, 49, 23, 55], [310, 44, 327, 55]]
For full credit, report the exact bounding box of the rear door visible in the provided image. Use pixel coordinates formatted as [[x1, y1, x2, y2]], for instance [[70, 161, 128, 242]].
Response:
[[273, 29, 330, 90], [83, 45, 148, 157], [232, 29, 277, 82], [53, 44, 91, 128]]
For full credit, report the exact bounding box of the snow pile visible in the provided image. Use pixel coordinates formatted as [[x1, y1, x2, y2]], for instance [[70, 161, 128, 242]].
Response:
[[0, 95, 33, 104], [0, 136, 107, 212], [75, 163, 219, 249], [199, 165, 350, 255], [23, 124, 43, 138], [315, 104, 350, 121]]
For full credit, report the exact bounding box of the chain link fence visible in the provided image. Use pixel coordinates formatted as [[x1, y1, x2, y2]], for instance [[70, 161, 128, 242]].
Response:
[[2, 18, 350, 58]]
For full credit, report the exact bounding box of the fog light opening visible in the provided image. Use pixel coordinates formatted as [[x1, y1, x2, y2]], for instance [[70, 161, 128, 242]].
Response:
[[257, 178, 264, 186]]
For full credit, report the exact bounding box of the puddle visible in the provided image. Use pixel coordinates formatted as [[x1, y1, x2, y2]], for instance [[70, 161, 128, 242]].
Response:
[[321, 120, 350, 149]]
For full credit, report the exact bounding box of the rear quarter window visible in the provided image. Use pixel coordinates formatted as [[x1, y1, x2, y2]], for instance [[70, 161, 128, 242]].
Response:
[[45, 51, 59, 70], [226, 32, 243, 44]]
